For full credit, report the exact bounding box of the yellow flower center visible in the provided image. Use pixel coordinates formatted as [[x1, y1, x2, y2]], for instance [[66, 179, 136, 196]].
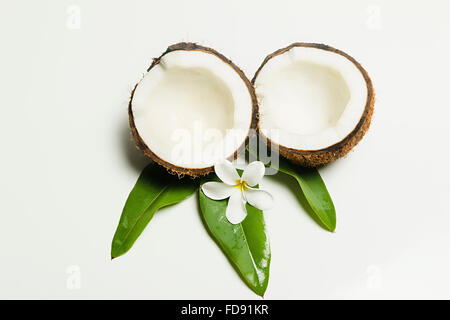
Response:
[[235, 180, 247, 191]]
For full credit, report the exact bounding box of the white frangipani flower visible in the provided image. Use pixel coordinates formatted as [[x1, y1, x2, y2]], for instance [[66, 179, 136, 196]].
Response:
[[201, 160, 274, 224]]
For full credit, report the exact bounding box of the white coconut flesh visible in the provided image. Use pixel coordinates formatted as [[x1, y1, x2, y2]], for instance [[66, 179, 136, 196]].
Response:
[[131, 50, 253, 169], [254, 46, 368, 151]]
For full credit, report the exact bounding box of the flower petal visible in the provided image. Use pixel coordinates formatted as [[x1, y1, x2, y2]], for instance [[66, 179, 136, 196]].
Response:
[[226, 190, 247, 224], [243, 188, 274, 211], [241, 161, 266, 187], [214, 160, 240, 186], [201, 182, 234, 200]]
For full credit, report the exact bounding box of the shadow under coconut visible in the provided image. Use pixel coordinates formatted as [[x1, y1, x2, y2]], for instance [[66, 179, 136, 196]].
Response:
[[267, 171, 330, 232], [119, 118, 150, 173]]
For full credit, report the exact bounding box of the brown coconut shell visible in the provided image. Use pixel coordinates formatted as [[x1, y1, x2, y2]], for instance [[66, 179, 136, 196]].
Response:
[[252, 43, 375, 167], [128, 42, 258, 177]]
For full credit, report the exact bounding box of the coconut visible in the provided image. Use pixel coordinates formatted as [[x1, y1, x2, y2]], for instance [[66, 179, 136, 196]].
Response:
[[129, 43, 258, 177], [252, 43, 374, 167]]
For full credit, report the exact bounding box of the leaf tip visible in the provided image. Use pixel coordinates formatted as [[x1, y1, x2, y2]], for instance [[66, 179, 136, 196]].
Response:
[[254, 286, 267, 298], [330, 222, 337, 233]]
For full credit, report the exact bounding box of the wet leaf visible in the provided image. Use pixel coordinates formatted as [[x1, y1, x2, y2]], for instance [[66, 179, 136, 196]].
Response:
[[199, 175, 270, 296]]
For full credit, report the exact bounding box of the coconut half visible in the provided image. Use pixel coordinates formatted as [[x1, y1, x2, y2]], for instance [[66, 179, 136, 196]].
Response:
[[253, 43, 374, 167], [129, 43, 258, 177]]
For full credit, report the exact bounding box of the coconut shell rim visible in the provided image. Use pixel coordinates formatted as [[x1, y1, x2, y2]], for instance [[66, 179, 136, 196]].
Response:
[[128, 42, 259, 177], [252, 42, 374, 159]]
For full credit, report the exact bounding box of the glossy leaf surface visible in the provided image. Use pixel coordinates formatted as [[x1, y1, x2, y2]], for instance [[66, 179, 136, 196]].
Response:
[[278, 158, 336, 231], [111, 164, 198, 259], [199, 175, 270, 296]]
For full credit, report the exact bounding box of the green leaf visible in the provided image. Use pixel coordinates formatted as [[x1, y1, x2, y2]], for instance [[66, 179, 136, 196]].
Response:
[[111, 163, 199, 259], [247, 146, 336, 232], [199, 175, 270, 297], [278, 158, 336, 232]]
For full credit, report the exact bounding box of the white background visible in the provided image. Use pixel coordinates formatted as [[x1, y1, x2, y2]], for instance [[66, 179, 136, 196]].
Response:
[[1, 0, 449, 299]]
